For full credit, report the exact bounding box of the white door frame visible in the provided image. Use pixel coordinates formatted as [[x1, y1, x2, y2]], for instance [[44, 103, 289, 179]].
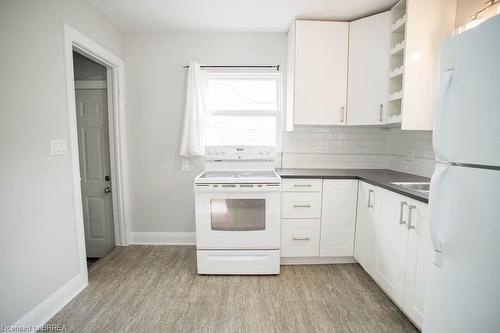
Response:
[[63, 24, 129, 280]]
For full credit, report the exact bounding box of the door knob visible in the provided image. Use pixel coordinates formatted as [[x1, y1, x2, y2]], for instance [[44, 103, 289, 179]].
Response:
[[104, 187, 112, 193]]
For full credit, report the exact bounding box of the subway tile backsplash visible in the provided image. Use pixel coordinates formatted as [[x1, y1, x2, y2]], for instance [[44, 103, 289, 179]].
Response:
[[386, 128, 435, 177], [281, 126, 435, 177]]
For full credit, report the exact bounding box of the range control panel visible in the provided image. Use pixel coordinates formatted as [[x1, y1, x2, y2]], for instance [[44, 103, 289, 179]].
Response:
[[205, 146, 276, 161]]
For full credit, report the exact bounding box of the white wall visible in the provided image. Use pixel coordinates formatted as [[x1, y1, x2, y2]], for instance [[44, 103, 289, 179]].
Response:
[[124, 31, 287, 234], [0, 0, 122, 325]]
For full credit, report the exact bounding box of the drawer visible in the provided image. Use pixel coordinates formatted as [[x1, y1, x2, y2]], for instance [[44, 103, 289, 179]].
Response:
[[281, 179, 322, 192], [281, 219, 320, 257], [282, 192, 322, 219]]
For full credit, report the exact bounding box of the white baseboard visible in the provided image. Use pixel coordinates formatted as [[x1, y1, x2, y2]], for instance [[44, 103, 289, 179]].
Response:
[[280, 256, 357, 265], [130, 232, 196, 245], [13, 273, 87, 332]]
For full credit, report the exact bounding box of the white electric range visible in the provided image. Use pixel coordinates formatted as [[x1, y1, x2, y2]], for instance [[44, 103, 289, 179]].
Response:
[[194, 146, 281, 275]]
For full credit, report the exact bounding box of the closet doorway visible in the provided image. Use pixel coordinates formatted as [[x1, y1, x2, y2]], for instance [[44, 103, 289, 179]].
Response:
[[73, 52, 115, 267]]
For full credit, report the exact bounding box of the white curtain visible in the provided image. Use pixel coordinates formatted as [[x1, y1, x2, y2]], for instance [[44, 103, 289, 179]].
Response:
[[180, 61, 207, 157]]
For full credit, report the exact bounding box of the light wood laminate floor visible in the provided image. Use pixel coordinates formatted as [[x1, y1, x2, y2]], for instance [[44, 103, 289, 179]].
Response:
[[44, 246, 418, 333]]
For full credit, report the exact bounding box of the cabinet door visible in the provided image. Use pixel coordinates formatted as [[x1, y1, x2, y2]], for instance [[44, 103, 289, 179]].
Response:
[[371, 189, 410, 306], [403, 201, 432, 329], [354, 182, 380, 273], [285, 22, 296, 131], [294, 20, 349, 126], [320, 180, 358, 257], [347, 12, 391, 125]]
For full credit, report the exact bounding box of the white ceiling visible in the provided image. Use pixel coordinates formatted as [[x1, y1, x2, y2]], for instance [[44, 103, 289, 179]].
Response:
[[86, 0, 396, 33]]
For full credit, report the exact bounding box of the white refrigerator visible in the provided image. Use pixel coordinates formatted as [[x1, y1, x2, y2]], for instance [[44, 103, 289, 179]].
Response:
[[424, 15, 500, 333]]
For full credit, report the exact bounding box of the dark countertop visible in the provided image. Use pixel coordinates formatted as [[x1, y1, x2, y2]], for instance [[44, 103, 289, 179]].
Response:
[[276, 168, 430, 203]]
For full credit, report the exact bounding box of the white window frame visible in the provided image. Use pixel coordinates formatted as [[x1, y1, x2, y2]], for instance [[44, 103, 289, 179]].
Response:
[[204, 71, 283, 150]]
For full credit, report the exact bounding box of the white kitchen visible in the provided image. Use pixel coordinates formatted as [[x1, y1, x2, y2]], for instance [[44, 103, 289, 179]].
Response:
[[1, 0, 499, 332]]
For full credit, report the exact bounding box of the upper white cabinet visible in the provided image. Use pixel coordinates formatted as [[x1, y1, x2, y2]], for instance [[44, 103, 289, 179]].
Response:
[[347, 12, 391, 125], [320, 180, 358, 257], [387, 0, 457, 129], [287, 20, 349, 128]]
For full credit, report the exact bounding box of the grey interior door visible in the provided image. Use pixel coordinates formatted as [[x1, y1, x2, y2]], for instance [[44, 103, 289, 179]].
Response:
[[75, 88, 115, 258]]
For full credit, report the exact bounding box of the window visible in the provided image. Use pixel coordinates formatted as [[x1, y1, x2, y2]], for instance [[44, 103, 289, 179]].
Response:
[[205, 73, 281, 147]]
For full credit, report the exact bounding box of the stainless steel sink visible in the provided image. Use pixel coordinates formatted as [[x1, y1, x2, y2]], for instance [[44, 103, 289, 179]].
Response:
[[391, 182, 430, 194]]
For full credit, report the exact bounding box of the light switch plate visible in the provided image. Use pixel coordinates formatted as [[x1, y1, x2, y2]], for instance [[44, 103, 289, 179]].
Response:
[[181, 160, 190, 171], [51, 139, 67, 156]]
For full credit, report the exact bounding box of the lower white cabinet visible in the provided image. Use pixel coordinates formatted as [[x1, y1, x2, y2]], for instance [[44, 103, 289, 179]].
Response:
[[281, 179, 357, 259], [320, 180, 358, 257], [354, 181, 380, 272], [402, 201, 432, 328], [355, 181, 432, 330], [371, 189, 411, 307], [281, 178, 431, 329], [281, 219, 320, 257]]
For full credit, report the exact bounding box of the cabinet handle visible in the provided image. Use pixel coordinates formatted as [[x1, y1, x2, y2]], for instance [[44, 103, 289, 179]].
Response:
[[293, 204, 311, 208], [340, 106, 345, 122], [367, 189, 374, 208], [379, 104, 384, 122], [294, 184, 312, 187], [292, 237, 310, 241], [399, 201, 408, 225], [407, 205, 416, 230]]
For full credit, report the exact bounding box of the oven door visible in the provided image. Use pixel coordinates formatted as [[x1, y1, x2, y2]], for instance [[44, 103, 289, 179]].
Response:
[[195, 183, 281, 250]]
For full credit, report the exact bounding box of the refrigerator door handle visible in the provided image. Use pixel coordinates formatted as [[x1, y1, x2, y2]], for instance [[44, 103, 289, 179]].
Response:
[[429, 164, 449, 267], [433, 68, 454, 163]]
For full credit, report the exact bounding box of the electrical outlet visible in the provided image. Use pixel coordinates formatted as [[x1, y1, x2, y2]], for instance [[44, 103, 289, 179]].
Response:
[[181, 160, 190, 171], [406, 151, 414, 161]]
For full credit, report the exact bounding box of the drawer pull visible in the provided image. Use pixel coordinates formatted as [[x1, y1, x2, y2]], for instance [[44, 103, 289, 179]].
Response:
[[294, 184, 312, 187], [293, 204, 311, 208], [292, 237, 310, 241]]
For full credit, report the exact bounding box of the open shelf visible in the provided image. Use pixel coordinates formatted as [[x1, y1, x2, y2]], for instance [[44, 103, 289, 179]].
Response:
[[391, 15, 406, 33], [387, 113, 402, 124], [388, 90, 403, 101], [389, 65, 404, 78], [387, 0, 406, 125], [391, 0, 407, 23], [390, 42, 405, 56]]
